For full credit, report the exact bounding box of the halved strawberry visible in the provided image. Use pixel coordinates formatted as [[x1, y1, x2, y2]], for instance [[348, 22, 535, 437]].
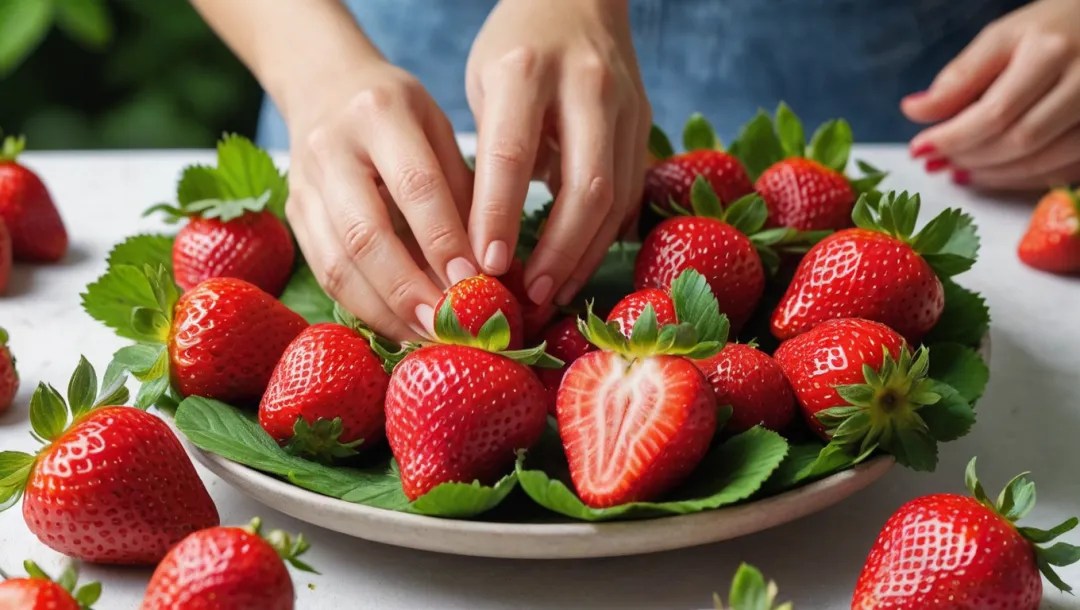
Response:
[[436, 274, 525, 350]]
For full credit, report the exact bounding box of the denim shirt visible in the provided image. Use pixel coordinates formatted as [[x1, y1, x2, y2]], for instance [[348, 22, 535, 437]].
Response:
[[256, 0, 1027, 148]]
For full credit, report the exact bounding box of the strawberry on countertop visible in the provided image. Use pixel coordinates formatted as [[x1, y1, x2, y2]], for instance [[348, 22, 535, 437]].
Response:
[[1018, 187, 1080, 275], [0, 561, 101, 610], [0, 135, 68, 262], [0, 357, 219, 565], [0, 327, 16, 414], [852, 458, 1079, 609]]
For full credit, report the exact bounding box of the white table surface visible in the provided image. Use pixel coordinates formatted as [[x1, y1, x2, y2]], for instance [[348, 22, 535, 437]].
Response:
[[1, 143, 1078, 610]]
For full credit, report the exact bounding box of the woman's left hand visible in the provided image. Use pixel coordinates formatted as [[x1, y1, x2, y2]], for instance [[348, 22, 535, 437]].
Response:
[[903, 0, 1080, 190]]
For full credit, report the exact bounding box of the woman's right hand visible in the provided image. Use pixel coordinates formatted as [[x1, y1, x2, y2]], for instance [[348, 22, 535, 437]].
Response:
[[284, 59, 478, 342]]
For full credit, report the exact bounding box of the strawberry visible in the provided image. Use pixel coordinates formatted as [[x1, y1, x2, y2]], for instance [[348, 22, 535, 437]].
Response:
[[606, 288, 677, 338], [533, 315, 596, 415], [0, 218, 10, 293], [0, 357, 219, 564], [1018, 187, 1080, 274], [734, 103, 885, 231], [557, 270, 728, 508], [852, 458, 1079, 609], [0, 135, 68, 262], [713, 563, 791, 610], [694, 342, 795, 434], [435, 273, 525, 350], [638, 115, 754, 236], [0, 328, 16, 414], [774, 318, 975, 471], [771, 192, 968, 344], [141, 518, 315, 610], [383, 300, 558, 500], [0, 561, 101, 610], [259, 319, 390, 462]]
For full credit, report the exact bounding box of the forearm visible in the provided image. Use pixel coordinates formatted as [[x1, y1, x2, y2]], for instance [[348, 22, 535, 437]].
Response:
[[188, 0, 382, 121]]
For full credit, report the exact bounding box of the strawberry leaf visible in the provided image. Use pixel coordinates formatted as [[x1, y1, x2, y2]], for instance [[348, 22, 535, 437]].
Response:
[[683, 113, 720, 151], [66, 356, 97, 420], [0, 135, 27, 161], [0, 451, 35, 493], [721, 563, 792, 610], [186, 190, 272, 222], [134, 375, 169, 410], [412, 468, 519, 518], [213, 134, 289, 218], [919, 382, 976, 442], [807, 119, 852, 173], [29, 382, 68, 443], [849, 160, 888, 195], [516, 427, 788, 520], [722, 193, 768, 235], [280, 264, 336, 324], [758, 441, 863, 494], [284, 417, 363, 464], [82, 265, 163, 341], [1021, 519, 1078, 544], [774, 102, 805, 159], [629, 304, 660, 350], [730, 110, 785, 181], [648, 124, 675, 160], [939, 211, 980, 261], [669, 269, 729, 345], [928, 343, 989, 404], [176, 164, 221, 206], [107, 233, 174, 271], [690, 175, 725, 218], [925, 280, 990, 347], [922, 253, 975, 278], [476, 311, 513, 352]]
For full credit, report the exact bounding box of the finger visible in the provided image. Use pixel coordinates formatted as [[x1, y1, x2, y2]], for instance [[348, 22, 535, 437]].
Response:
[[962, 123, 1080, 189], [902, 24, 1012, 125], [526, 71, 618, 306], [621, 97, 652, 241], [470, 61, 550, 276], [909, 34, 1070, 158], [364, 108, 478, 287], [424, 108, 475, 222], [310, 139, 444, 336], [951, 64, 1080, 169]]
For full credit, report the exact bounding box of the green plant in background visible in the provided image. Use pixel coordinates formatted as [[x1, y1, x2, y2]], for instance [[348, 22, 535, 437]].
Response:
[[0, 0, 262, 149]]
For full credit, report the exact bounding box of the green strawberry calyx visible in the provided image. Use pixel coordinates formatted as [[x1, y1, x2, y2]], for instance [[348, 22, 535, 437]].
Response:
[[851, 190, 978, 278], [0, 560, 102, 609], [284, 417, 363, 465], [0, 327, 16, 379], [0, 357, 130, 513], [0, 135, 26, 163], [964, 457, 1080, 592], [648, 113, 726, 161], [244, 517, 319, 574], [579, 269, 728, 361], [713, 563, 793, 610]]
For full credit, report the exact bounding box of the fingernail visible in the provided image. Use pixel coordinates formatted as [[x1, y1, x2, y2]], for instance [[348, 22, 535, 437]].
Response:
[[446, 257, 478, 286], [408, 323, 431, 340], [527, 275, 554, 305], [903, 90, 929, 103], [924, 157, 950, 173], [483, 240, 510, 275], [554, 278, 583, 307], [910, 142, 937, 159], [414, 304, 435, 337], [951, 170, 971, 186]]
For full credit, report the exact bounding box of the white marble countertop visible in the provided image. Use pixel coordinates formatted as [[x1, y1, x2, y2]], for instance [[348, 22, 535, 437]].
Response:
[[1, 143, 1078, 609]]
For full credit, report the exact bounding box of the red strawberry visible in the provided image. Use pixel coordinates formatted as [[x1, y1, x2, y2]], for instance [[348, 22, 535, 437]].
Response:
[[694, 342, 795, 434], [259, 322, 390, 461], [0, 358, 219, 565], [533, 316, 596, 415], [557, 271, 727, 508], [852, 458, 1079, 609], [771, 192, 961, 344], [141, 518, 315, 610], [0, 562, 101, 610], [171, 210, 295, 296], [0, 218, 10, 293], [502, 257, 558, 342], [606, 288, 677, 338], [0, 328, 16, 414], [638, 116, 754, 236], [1018, 187, 1080, 274], [436, 274, 525, 350], [384, 301, 554, 500], [0, 135, 68, 262]]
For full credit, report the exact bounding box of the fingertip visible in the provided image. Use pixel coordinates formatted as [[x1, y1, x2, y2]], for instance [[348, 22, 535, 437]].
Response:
[[526, 275, 554, 306], [446, 257, 478, 286], [482, 240, 510, 275], [414, 303, 436, 338]]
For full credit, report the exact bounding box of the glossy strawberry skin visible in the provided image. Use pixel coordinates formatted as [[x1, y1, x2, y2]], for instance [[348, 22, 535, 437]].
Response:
[[694, 343, 796, 433], [1017, 189, 1080, 274], [634, 216, 764, 334], [260, 323, 390, 447], [605, 288, 677, 338], [756, 158, 855, 231], [436, 275, 526, 350], [173, 211, 295, 296], [0, 578, 80, 610], [852, 493, 1042, 610], [22, 407, 219, 565], [0, 218, 10, 293], [141, 526, 293, 610], [0, 161, 67, 262], [644, 151, 754, 215], [557, 351, 717, 508], [773, 318, 904, 440], [169, 278, 308, 405], [533, 316, 596, 415], [501, 259, 558, 340], [0, 337, 16, 415], [385, 344, 548, 500], [772, 229, 944, 344]]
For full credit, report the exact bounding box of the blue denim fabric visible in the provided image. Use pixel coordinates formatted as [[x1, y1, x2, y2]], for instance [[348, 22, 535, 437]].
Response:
[[256, 0, 1028, 149]]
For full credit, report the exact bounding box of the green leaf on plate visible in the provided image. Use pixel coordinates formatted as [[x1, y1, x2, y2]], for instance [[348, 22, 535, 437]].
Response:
[[925, 279, 990, 347], [279, 264, 336, 324], [920, 381, 976, 442], [928, 343, 990, 404], [412, 469, 519, 519]]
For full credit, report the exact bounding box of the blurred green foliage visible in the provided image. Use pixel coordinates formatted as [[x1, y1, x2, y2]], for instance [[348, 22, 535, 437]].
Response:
[[0, 0, 261, 149]]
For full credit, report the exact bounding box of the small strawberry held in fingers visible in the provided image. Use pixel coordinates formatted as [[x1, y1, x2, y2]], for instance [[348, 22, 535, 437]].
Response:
[[694, 342, 796, 434], [435, 272, 526, 350], [852, 458, 1080, 609], [0, 561, 102, 610], [0, 328, 16, 414], [0, 135, 68, 262], [606, 288, 677, 338], [772, 191, 975, 344], [0, 357, 219, 565], [141, 518, 316, 610], [1018, 187, 1080, 274], [533, 315, 596, 416], [558, 269, 729, 508]]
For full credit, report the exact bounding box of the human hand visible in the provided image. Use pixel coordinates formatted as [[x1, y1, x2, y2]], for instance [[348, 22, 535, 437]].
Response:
[[285, 58, 478, 341], [466, 0, 650, 306], [903, 0, 1080, 190]]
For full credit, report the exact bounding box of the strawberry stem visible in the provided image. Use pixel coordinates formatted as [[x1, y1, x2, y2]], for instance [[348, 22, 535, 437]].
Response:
[[246, 518, 320, 574], [714, 563, 793, 610], [283, 417, 363, 464], [0, 135, 26, 162]]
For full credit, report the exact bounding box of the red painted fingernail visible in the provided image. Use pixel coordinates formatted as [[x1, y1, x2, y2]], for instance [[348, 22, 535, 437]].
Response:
[[951, 170, 971, 186], [924, 158, 950, 173], [910, 143, 937, 159]]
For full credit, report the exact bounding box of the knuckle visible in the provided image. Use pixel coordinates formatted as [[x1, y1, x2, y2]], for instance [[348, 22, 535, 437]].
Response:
[[349, 86, 397, 118], [422, 221, 460, 256], [1007, 124, 1042, 152], [395, 163, 440, 203], [578, 56, 617, 100], [486, 137, 531, 172], [384, 276, 417, 312], [304, 128, 334, 162], [342, 217, 383, 263], [320, 254, 350, 299], [980, 99, 1014, 132], [494, 46, 542, 79], [1037, 32, 1074, 60], [575, 174, 615, 212], [480, 201, 518, 229]]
